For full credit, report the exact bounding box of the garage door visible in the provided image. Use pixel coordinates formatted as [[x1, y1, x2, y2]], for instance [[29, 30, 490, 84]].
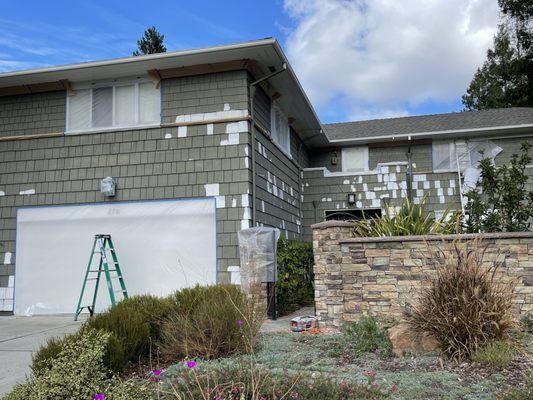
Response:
[[14, 198, 217, 315]]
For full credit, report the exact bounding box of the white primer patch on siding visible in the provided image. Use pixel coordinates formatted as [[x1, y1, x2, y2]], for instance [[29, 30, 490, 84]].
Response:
[[413, 174, 426, 182], [261, 200, 265, 212], [204, 183, 219, 197], [223, 103, 231, 111], [19, 189, 35, 195], [215, 196, 225, 208], [4, 252, 12, 264], [175, 108, 248, 123], [0, 191, 5, 196], [343, 179, 350, 185], [423, 181, 430, 189], [447, 188, 454, 196], [241, 194, 250, 207], [226, 121, 248, 134], [177, 126, 187, 137], [416, 189, 424, 197], [164, 133, 172, 139], [220, 133, 240, 146], [434, 181, 441, 189], [206, 124, 214, 135]]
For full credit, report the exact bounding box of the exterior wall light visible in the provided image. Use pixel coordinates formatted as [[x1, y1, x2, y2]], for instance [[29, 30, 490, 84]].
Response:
[[347, 193, 356, 205]]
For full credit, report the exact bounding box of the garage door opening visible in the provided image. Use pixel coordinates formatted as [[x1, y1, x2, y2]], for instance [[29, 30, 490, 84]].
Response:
[[14, 198, 217, 316]]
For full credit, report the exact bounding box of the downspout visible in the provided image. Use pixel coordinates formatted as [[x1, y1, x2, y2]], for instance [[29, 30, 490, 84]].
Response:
[[249, 63, 288, 226], [406, 136, 414, 203]]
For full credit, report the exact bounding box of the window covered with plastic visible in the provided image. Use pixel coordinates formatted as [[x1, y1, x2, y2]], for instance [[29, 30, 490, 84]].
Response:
[[67, 79, 160, 133], [270, 100, 291, 155]]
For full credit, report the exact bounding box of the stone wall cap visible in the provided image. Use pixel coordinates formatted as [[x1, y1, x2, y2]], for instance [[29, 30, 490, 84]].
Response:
[[311, 220, 355, 230], [340, 231, 533, 243]]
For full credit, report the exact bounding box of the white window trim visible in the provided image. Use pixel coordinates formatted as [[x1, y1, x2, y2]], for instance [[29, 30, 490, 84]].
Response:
[[341, 146, 369, 172], [270, 100, 292, 157], [65, 77, 160, 134]]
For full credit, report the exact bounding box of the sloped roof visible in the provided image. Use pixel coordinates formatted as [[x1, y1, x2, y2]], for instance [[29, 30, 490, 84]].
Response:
[[323, 108, 533, 144]]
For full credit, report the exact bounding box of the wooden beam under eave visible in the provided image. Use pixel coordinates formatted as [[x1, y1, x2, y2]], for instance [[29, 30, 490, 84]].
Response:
[[147, 69, 162, 89], [0, 81, 67, 97]]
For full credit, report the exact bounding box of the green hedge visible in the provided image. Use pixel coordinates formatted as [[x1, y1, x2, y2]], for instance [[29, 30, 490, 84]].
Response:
[[276, 239, 315, 316]]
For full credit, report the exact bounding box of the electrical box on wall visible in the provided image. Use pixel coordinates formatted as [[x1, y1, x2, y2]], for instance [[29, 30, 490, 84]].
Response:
[[100, 177, 117, 197]]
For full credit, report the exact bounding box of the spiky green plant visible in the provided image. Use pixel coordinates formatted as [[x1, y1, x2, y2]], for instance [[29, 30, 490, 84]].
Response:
[[353, 197, 461, 237]]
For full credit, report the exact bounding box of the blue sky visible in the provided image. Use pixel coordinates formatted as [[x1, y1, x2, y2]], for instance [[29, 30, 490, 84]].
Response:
[[0, 0, 499, 123]]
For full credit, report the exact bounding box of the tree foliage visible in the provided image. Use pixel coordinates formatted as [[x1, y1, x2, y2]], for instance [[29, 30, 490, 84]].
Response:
[[465, 141, 533, 232], [133, 26, 167, 56], [462, 0, 533, 110]]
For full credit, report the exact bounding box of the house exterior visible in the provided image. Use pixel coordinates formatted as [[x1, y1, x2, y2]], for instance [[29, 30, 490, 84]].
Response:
[[0, 37, 532, 314]]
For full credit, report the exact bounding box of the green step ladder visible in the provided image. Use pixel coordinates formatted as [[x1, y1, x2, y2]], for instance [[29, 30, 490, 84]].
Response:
[[74, 234, 128, 321]]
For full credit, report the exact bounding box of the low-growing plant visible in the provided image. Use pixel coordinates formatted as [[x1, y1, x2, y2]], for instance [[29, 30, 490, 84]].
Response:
[[405, 238, 516, 361], [342, 316, 392, 357], [276, 238, 315, 316], [161, 360, 390, 400], [497, 369, 533, 400], [353, 196, 461, 237], [472, 340, 516, 368], [159, 284, 262, 361]]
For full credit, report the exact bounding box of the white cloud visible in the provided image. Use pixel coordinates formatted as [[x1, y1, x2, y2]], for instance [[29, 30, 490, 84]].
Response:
[[283, 0, 499, 120]]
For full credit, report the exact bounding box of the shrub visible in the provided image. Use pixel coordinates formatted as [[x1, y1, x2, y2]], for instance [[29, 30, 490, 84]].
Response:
[[520, 313, 533, 333], [498, 369, 533, 399], [276, 238, 314, 316], [84, 294, 173, 366], [342, 316, 392, 357], [405, 238, 516, 361], [4, 329, 112, 400], [159, 284, 261, 361], [31, 329, 124, 375], [465, 141, 533, 233], [353, 196, 460, 237], [471, 340, 516, 368]]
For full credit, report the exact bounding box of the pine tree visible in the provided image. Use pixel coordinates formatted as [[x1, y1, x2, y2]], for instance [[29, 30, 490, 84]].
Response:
[[133, 26, 167, 56], [462, 0, 532, 110]]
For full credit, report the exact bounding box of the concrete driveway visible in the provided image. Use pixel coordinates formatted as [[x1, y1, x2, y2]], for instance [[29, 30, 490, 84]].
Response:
[[0, 315, 83, 396]]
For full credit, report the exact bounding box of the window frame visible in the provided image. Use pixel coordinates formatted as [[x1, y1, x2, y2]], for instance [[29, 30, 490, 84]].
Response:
[[341, 146, 369, 173], [65, 77, 160, 134]]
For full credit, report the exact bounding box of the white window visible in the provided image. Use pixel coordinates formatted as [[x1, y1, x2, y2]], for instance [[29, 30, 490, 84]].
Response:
[[341, 146, 369, 172], [432, 140, 470, 172], [270, 100, 291, 155], [66, 79, 160, 133]]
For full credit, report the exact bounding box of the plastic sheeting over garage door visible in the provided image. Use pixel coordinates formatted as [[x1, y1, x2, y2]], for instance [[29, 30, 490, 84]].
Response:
[[14, 198, 217, 315]]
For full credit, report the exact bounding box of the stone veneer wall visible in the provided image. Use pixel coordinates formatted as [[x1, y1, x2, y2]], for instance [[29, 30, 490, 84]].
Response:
[[312, 221, 533, 328]]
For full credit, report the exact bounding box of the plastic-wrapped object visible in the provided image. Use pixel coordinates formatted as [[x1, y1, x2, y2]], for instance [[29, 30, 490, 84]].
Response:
[[237, 227, 280, 292]]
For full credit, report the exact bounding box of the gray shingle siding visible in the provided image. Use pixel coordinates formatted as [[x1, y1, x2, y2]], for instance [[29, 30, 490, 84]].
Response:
[[0, 91, 65, 138], [0, 71, 253, 307]]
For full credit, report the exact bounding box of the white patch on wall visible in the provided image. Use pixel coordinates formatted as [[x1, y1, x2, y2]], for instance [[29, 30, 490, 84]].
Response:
[[220, 133, 240, 146], [305, 182, 309, 187], [204, 183, 220, 197], [414, 197, 420, 204], [215, 196, 225, 208], [358, 176, 362, 184], [392, 190, 397, 198], [377, 174, 383, 183], [437, 188, 444, 196], [343, 179, 350, 185], [232, 198, 237, 208], [206, 124, 214, 135], [412, 181, 418, 189], [413, 174, 426, 182], [434, 181, 441, 189], [0, 191, 5, 196], [223, 103, 231, 111], [244, 157, 249, 168], [164, 133, 172, 139], [399, 181, 407, 190], [416, 190, 424, 197], [383, 174, 389, 183], [241, 194, 250, 207], [447, 188, 454, 196], [273, 186, 278, 197], [19, 189, 35, 195], [387, 182, 398, 190], [396, 165, 401, 173], [177, 126, 187, 137], [372, 198, 381, 208], [449, 179, 456, 187], [241, 220, 250, 230], [380, 166, 389, 174], [289, 187, 294, 196], [227, 266, 241, 285], [350, 185, 356, 191], [175, 108, 248, 123], [4, 252, 12, 264], [389, 173, 397, 181], [356, 201, 362, 208], [226, 121, 248, 134], [380, 194, 389, 199], [412, 163, 417, 168], [363, 183, 368, 191], [261, 200, 265, 212], [439, 195, 446, 204], [366, 192, 376, 200], [423, 181, 430, 190]]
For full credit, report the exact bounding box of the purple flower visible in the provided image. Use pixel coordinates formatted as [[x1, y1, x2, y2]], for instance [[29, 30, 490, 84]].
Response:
[[94, 394, 105, 400], [237, 319, 244, 327], [153, 369, 161, 377], [354, 303, 361, 312], [186, 360, 196, 369]]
